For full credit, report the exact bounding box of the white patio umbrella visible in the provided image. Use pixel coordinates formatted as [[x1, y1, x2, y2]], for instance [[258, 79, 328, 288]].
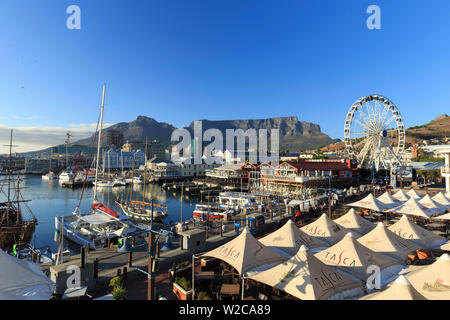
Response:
[[386, 197, 434, 219], [406, 189, 422, 200], [347, 193, 389, 212], [432, 192, 450, 207], [418, 194, 448, 215], [392, 190, 410, 202], [377, 191, 402, 208], [433, 212, 450, 221]]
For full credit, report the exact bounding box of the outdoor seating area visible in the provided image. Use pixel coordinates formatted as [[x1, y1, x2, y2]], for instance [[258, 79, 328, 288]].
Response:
[[182, 190, 450, 300]]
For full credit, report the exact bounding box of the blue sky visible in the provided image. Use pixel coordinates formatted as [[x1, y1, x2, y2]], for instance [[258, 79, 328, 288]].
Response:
[[1, 0, 450, 153]]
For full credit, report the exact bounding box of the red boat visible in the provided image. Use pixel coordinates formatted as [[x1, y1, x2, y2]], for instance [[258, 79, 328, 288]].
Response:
[[193, 204, 226, 221], [92, 202, 120, 219]]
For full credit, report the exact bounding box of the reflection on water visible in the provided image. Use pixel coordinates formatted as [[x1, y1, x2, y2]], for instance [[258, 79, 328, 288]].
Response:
[[16, 176, 197, 252]]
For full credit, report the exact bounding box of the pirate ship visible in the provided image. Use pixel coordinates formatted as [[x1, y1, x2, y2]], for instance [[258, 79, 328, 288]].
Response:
[[0, 130, 37, 251]]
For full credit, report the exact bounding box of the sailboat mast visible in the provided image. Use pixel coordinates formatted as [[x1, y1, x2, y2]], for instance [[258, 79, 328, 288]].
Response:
[[94, 84, 106, 202], [143, 137, 148, 203], [6, 129, 13, 223]]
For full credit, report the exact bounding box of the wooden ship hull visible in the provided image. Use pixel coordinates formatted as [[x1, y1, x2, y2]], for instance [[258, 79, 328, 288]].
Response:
[[0, 219, 37, 251]]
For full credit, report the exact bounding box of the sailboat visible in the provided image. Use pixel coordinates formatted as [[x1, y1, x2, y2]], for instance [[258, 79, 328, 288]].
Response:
[[55, 84, 136, 250], [115, 140, 168, 222], [0, 130, 38, 251], [93, 149, 115, 188]]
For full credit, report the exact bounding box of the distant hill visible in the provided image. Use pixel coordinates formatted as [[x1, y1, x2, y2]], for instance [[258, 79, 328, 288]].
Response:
[[66, 116, 338, 153], [405, 114, 450, 144], [185, 116, 339, 152], [75, 116, 177, 147], [318, 114, 450, 153]]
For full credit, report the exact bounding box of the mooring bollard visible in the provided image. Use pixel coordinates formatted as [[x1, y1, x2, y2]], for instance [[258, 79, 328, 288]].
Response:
[[93, 258, 99, 279], [123, 267, 127, 282], [80, 246, 86, 269]]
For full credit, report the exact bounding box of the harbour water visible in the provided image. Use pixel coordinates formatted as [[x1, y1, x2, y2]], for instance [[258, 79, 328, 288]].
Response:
[[16, 176, 196, 253]]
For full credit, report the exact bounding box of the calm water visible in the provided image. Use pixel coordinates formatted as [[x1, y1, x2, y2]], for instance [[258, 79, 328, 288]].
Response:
[[15, 176, 197, 252]]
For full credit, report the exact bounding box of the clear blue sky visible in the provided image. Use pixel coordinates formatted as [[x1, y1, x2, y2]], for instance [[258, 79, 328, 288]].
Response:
[[1, 0, 450, 152]]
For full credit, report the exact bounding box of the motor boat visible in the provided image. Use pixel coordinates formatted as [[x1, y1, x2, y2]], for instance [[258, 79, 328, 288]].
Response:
[[59, 171, 75, 181]]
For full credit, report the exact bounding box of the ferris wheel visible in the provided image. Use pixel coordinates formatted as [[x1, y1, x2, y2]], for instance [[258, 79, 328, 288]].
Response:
[[344, 94, 405, 171]]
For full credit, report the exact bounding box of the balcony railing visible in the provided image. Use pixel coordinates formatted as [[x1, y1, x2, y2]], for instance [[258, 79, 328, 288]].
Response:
[[261, 174, 327, 182]]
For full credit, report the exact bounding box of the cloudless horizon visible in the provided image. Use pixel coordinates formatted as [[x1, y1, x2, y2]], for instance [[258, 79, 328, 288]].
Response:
[[1, 0, 450, 153]]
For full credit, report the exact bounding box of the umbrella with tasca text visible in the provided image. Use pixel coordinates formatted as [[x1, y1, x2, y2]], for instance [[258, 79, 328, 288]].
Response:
[[201, 228, 287, 275], [386, 197, 434, 219], [388, 215, 447, 250], [357, 222, 421, 263], [259, 219, 327, 256], [300, 213, 359, 246], [315, 233, 402, 288], [432, 192, 450, 207], [246, 245, 364, 300], [334, 208, 375, 236], [377, 191, 402, 209], [418, 194, 448, 215], [347, 193, 390, 212], [392, 190, 410, 202], [359, 275, 427, 300]]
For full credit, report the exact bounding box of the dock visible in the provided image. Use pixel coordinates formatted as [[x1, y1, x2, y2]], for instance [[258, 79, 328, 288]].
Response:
[[60, 181, 93, 188], [49, 211, 294, 298]]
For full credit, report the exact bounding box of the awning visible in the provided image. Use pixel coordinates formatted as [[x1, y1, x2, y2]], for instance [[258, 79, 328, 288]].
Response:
[[79, 213, 117, 225], [0, 250, 55, 300]]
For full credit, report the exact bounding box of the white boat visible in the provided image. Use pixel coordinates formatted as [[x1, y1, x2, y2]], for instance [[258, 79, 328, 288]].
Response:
[[55, 210, 133, 250], [59, 171, 75, 181], [75, 172, 96, 183], [55, 85, 139, 251], [218, 192, 258, 210], [192, 204, 231, 221], [93, 180, 115, 188], [42, 172, 57, 180], [133, 176, 145, 185], [113, 178, 127, 187]]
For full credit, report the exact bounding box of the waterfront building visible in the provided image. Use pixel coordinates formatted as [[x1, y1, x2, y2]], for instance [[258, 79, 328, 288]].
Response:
[[178, 163, 220, 178], [51, 144, 94, 155], [205, 163, 247, 180], [0, 156, 26, 171], [122, 139, 165, 160], [101, 149, 145, 170], [105, 129, 123, 148], [153, 161, 180, 178], [422, 145, 450, 192], [148, 140, 166, 160], [259, 159, 358, 195], [24, 158, 60, 174]]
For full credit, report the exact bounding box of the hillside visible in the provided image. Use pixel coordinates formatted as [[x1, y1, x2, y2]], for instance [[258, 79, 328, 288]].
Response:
[[405, 114, 450, 144], [71, 115, 338, 152], [318, 114, 450, 153]]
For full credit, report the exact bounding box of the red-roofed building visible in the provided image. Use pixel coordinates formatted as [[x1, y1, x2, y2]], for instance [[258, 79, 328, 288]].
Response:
[[259, 159, 358, 195]]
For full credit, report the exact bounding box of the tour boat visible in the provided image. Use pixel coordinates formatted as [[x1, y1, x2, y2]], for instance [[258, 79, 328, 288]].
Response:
[[192, 204, 230, 221]]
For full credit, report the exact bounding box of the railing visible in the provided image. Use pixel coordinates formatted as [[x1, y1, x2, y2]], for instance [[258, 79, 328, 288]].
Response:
[[441, 167, 450, 175], [261, 174, 327, 182]]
